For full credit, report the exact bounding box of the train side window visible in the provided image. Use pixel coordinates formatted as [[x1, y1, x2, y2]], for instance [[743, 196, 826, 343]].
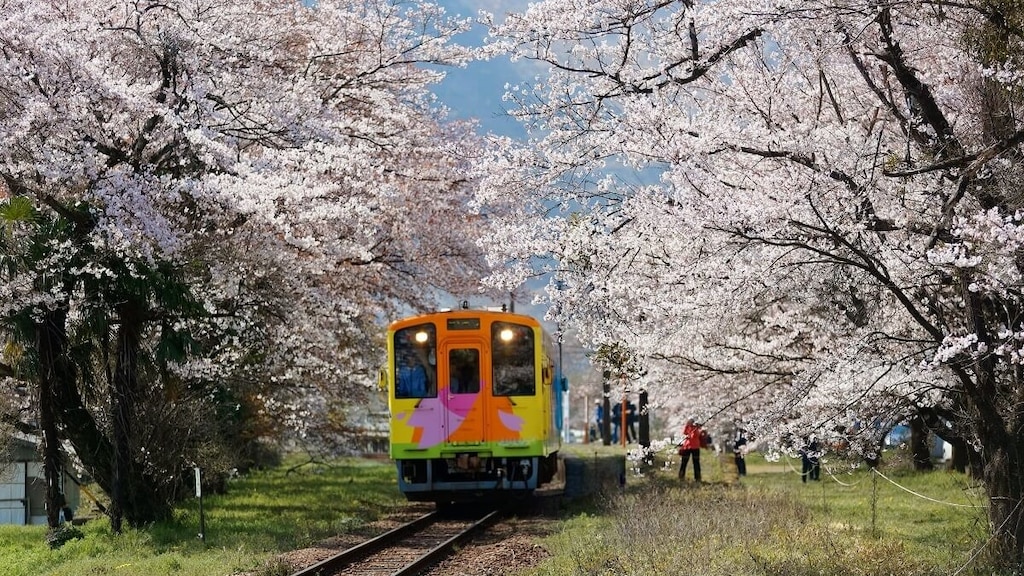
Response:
[[448, 348, 480, 394], [491, 322, 536, 396], [394, 324, 437, 398]]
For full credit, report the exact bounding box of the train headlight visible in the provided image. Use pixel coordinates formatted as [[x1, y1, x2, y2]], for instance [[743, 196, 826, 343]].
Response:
[[499, 328, 514, 342], [414, 330, 429, 344]]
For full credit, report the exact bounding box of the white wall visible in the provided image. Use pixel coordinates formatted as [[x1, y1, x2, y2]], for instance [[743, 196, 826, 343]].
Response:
[[0, 462, 27, 525]]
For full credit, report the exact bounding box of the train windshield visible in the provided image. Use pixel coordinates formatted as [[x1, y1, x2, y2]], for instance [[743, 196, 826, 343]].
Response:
[[491, 322, 536, 396], [393, 324, 437, 398]]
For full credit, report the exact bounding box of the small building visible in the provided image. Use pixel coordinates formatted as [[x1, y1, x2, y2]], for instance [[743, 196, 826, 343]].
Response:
[[884, 424, 949, 463], [0, 434, 81, 525]]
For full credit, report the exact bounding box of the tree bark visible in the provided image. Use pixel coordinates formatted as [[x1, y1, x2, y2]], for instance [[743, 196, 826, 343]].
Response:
[[40, 304, 174, 531], [639, 389, 651, 465], [110, 302, 150, 532], [959, 270, 1024, 568], [948, 437, 970, 474], [909, 414, 934, 471], [981, 439, 1024, 567], [36, 310, 69, 528]]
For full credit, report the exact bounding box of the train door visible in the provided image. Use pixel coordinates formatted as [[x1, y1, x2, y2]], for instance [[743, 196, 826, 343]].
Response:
[[443, 343, 487, 443]]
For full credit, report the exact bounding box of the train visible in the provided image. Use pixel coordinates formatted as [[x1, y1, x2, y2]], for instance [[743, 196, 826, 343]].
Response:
[[382, 306, 565, 506]]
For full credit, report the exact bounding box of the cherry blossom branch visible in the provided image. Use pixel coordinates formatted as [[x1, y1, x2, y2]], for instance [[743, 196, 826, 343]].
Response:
[[651, 28, 764, 91], [716, 216, 945, 345], [922, 0, 1024, 40], [871, 6, 963, 159], [884, 129, 1024, 178], [652, 351, 802, 377]]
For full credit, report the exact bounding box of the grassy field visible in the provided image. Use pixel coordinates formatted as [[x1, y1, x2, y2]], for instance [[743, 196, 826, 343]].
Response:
[[0, 457, 405, 576], [524, 448, 993, 576], [0, 448, 999, 576]]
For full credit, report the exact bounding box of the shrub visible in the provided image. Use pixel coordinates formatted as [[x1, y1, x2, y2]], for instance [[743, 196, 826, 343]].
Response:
[[46, 524, 84, 549]]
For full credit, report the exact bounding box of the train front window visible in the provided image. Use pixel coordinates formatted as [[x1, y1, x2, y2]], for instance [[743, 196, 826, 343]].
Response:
[[491, 322, 536, 396], [448, 349, 480, 394], [394, 324, 437, 398]]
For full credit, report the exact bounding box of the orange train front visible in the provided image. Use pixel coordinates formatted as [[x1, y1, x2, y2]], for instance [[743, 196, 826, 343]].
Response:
[[384, 308, 564, 505]]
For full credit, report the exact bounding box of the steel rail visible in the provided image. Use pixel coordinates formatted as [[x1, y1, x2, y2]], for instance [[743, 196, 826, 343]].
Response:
[[392, 508, 502, 576], [287, 506, 503, 576], [289, 511, 438, 576]]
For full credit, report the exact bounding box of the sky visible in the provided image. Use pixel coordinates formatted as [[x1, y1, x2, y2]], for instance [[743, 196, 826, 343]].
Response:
[[427, 1, 550, 313], [431, 1, 603, 404], [431, 0, 533, 139], [425, 3, 651, 324]]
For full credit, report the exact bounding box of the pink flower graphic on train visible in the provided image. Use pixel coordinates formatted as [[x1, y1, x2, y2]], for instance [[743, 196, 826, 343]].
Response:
[[404, 386, 525, 447], [497, 410, 524, 431], [445, 388, 478, 416], [406, 389, 480, 447], [404, 397, 448, 447]]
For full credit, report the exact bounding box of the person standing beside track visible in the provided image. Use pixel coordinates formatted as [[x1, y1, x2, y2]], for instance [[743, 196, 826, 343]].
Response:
[[678, 418, 703, 483], [611, 401, 622, 444], [733, 428, 748, 477], [800, 436, 821, 482], [592, 399, 604, 442]]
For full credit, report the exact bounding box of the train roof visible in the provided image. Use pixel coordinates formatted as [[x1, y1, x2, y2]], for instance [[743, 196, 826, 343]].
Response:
[[387, 307, 544, 331]]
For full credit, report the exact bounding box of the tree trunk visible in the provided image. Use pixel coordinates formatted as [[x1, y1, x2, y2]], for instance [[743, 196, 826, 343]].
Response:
[[48, 343, 116, 503], [110, 303, 141, 533], [909, 414, 934, 471], [42, 304, 173, 532], [948, 437, 969, 474], [981, 440, 1024, 569], [36, 310, 68, 528], [639, 389, 651, 464], [968, 17, 1024, 567], [959, 270, 1024, 568]]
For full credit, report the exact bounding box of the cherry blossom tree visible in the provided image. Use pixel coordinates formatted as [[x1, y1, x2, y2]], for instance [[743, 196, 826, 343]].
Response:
[[1, 0, 491, 530], [477, 0, 1024, 564]]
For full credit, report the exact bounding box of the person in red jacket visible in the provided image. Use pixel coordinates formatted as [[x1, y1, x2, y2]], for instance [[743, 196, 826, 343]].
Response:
[[678, 418, 703, 482]]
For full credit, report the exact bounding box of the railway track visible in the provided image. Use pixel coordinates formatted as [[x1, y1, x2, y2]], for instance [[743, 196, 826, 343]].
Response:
[[288, 506, 503, 576]]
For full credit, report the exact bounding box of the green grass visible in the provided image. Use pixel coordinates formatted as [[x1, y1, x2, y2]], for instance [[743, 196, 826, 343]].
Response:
[[743, 452, 989, 572], [0, 456, 404, 576], [522, 448, 993, 576], [1, 448, 1001, 576]]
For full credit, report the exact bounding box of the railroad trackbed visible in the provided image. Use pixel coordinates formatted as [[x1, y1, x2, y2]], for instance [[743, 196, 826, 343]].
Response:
[[288, 506, 503, 576]]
